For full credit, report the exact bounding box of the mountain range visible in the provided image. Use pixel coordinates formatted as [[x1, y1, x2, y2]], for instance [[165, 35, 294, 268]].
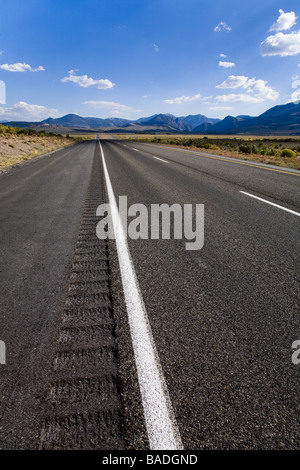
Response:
[[2, 101, 300, 135]]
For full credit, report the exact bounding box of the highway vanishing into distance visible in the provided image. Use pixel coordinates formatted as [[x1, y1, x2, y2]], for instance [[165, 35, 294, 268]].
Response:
[[0, 138, 299, 449]]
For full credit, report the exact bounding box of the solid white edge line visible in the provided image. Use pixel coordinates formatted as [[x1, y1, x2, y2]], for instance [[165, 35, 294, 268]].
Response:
[[153, 156, 169, 163], [98, 140, 183, 450], [240, 191, 300, 217]]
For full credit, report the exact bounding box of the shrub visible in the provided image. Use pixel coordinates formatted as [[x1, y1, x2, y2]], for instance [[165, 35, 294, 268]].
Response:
[[281, 148, 296, 158], [239, 143, 259, 154], [239, 144, 252, 154]]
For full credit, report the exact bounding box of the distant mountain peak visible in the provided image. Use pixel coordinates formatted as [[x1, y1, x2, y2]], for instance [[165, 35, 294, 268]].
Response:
[[4, 102, 300, 135], [194, 101, 300, 135]]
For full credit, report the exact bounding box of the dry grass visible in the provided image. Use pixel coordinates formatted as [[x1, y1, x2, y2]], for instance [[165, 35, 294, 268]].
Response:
[[70, 133, 115, 140], [114, 134, 300, 170], [114, 133, 300, 141], [0, 134, 76, 170]]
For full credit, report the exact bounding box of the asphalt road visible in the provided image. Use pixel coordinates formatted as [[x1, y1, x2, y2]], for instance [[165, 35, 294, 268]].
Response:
[[0, 141, 124, 449], [0, 138, 299, 449], [101, 139, 300, 450]]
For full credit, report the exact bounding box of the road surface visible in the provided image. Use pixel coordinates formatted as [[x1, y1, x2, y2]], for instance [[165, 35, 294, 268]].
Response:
[[0, 139, 299, 449]]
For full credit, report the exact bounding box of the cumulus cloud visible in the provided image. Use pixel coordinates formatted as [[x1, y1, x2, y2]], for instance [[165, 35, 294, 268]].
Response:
[[0, 62, 45, 72], [209, 106, 233, 111], [215, 75, 279, 104], [61, 70, 115, 89], [215, 93, 262, 104], [219, 61, 235, 68], [261, 30, 300, 56], [0, 101, 59, 120], [291, 89, 300, 102], [216, 75, 249, 89], [219, 53, 227, 58], [83, 100, 140, 117], [164, 94, 211, 105], [291, 74, 300, 102], [164, 94, 202, 104], [292, 75, 300, 89], [214, 22, 231, 32], [216, 75, 279, 101], [270, 9, 297, 32]]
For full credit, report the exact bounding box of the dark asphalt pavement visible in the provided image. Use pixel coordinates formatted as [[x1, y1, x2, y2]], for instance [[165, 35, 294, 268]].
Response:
[[102, 139, 300, 449], [0, 138, 299, 449], [0, 141, 121, 449]]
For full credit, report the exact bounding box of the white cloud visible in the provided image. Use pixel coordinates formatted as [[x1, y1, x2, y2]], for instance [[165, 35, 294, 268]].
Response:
[[216, 75, 279, 101], [209, 106, 233, 111], [201, 96, 212, 102], [270, 9, 297, 32], [291, 74, 300, 101], [216, 75, 249, 89], [83, 100, 140, 117], [0, 101, 59, 120], [61, 70, 115, 89], [214, 22, 231, 32], [219, 53, 227, 58], [215, 93, 262, 104], [153, 44, 159, 52], [291, 89, 300, 102], [292, 75, 300, 89], [244, 78, 279, 100], [163, 93, 212, 105], [261, 30, 300, 56], [219, 61, 235, 68], [164, 93, 201, 104], [0, 62, 45, 72]]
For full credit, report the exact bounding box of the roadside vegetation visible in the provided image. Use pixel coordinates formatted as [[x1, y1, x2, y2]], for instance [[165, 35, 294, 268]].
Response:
[[116, 134, 300, 170], [0, 125, 79, 170]]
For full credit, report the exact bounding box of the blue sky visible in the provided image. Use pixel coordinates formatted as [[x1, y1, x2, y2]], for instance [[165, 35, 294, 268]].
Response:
[[1, 0, 300, 121]]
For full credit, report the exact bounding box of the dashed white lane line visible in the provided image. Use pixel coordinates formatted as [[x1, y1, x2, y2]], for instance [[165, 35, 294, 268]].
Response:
[[98, 140, 183, 450], [153, 156, 169, 163], [240, 191, 300, 217]]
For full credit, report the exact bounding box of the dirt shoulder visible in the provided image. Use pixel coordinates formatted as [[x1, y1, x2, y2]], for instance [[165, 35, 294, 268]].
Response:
[[0, 134, 77, 171]]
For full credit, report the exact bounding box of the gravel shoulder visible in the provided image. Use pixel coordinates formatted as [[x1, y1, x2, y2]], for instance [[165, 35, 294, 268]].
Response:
[[0, 134, 77, 171]]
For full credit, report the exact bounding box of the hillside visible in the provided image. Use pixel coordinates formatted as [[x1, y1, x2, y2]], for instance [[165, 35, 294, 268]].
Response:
[[0, 125, 75, 171], [2, 112, 220, 134], [194, 102, 300, 135], [2, 102, 300, 135]]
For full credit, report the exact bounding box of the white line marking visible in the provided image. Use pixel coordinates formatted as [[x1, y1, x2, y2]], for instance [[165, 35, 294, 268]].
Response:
[[153, 156, 169, 163], [98, 140, 183, 450], [240, 191, 300, 217], [132, 148, 139, 151]]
